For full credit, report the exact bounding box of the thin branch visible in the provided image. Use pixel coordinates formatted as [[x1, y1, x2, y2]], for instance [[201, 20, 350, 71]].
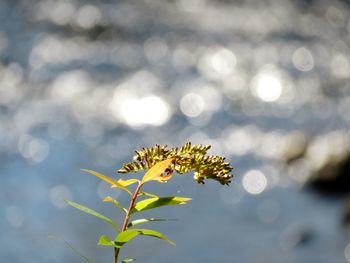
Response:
[[114, 182, 143, 263]]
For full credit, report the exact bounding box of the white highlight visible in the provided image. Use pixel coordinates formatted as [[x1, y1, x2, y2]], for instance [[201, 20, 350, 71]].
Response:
[[292, 47, 314, 72], [110, 93, 171, 127], [180, 93, 205, 117], [18, 135, 50, 163], [210, 48, 237, 76], [121, 95, 170, 127], [197, 46, 237, 79], [345, 243, 350, 262], [75, 5, 101, 29], [255, 74, 282, 102], [331, 53, 350, 78], [242, 170, 267, 195]]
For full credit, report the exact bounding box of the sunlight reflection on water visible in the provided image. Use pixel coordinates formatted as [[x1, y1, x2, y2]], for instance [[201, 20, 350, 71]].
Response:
[[1, 0, 350, 262]]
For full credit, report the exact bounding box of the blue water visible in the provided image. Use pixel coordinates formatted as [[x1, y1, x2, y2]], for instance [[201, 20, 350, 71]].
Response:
[[1, 0, 350, 262]]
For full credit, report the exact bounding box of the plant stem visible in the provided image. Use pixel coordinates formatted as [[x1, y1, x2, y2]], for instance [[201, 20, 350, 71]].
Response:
[[114, 182, 143, 263]]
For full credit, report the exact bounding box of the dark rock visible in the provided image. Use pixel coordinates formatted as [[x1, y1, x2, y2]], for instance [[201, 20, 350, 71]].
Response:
[[284, 131, 350, 196], [308, 154, 350, 195]]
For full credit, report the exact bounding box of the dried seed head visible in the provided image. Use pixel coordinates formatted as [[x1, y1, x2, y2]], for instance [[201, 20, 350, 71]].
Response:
[[117, 142, 234, 185]]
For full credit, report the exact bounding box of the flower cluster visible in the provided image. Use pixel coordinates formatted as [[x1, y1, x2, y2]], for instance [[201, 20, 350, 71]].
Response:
[[118, 142, 234, 185]]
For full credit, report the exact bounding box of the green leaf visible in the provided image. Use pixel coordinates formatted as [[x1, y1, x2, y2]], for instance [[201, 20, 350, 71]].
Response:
[[138, 191, 158, 198], [120, 258, 135, 263], [48, 235, 95, 263], [103, 196, 127, 214], [127, 218, 177, 228], [141, 158, 174, 183], [98, 235, 114, 246], [131, 196, 191, 214], [81, 169, 132, 196], [115, 229, 175, 248], [65, 200, 120, 231]]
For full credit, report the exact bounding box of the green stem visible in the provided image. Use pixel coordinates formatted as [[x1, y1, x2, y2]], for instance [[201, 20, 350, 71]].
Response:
[[114, 182, 143, 263]]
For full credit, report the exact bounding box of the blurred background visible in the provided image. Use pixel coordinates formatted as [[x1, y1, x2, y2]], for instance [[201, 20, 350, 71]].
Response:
[[1, 0, 350, 262]]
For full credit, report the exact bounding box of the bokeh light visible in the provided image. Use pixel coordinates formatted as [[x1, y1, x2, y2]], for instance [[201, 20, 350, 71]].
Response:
[[242, 170, 268, 195], [345, 243, 350, 262], [180, 93, 205, 117], [5, 206, 24, 228], [197, 46, 237, 79], [49, 185, 73, 209], [18, 135, 50, 163], [75, 5, 101, 29], [1, 0, 350, 262], [250, 66, 283, 103], [223, 125, 260, 156], [119, 95, 170, 127], [331, 52, 350, 78], [292, 47, 314, 72]]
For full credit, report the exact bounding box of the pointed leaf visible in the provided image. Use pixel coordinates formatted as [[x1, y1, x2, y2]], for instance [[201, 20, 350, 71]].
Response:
[[141, 158, 174, 183], [120, 258, 135, 263], [81, 169, 132, 196], [98, 235, 114, 246], [48, 235, 95, 263], [131, 196, 191, 214], [103, 196, 127, 214], [127, 218, 177, 228], [112, 179, 139, 188], [65, 200, 120, 231], [138, 191, 158, 198], [115, 229, 175, 248]]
